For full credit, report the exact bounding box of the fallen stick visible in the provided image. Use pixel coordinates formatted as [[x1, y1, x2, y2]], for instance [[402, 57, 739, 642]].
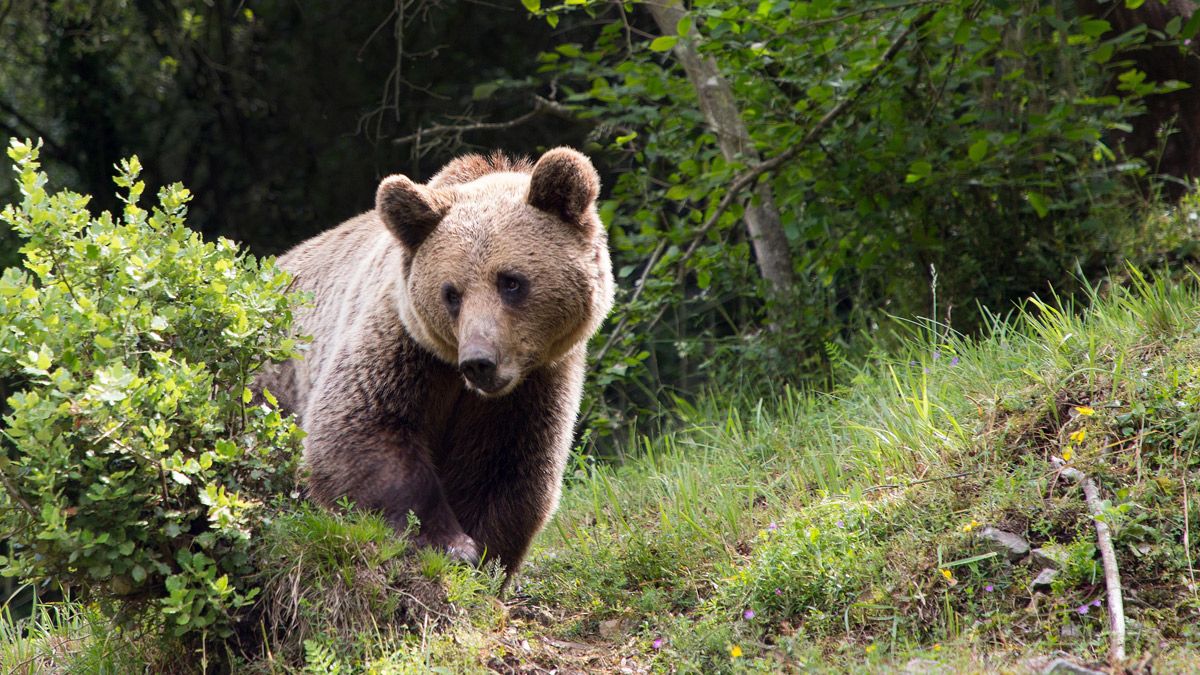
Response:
[[1052, 457, 1126, 666]]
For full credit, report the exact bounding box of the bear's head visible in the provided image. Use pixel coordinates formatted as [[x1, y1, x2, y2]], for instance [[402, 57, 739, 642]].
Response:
[[376, 148, 614, 397]]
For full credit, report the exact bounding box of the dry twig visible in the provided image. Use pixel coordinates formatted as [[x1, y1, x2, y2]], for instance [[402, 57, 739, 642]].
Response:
[[390, 96, 577, 148], [1052, 457, 1127, 666]]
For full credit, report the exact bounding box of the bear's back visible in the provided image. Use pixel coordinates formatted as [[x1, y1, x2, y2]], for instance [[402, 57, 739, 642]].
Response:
[[267, 211, 406, 416]]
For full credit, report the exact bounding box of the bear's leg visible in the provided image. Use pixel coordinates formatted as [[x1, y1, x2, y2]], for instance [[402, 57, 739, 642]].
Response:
[[438, 371, 577, 575], [305, 422, 481, 564]]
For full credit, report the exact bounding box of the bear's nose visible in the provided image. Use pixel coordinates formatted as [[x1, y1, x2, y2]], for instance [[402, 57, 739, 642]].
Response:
[[459, 355, 498, 389]]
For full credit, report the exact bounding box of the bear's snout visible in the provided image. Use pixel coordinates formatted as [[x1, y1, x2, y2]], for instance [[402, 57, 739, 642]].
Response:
[[460, 354, 497, 386], [459, 342, 511, 394]]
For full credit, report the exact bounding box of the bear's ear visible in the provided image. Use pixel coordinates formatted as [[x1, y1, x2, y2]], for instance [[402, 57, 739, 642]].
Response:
[[527, 147, 600, 230], [376, 175, 451, 251]]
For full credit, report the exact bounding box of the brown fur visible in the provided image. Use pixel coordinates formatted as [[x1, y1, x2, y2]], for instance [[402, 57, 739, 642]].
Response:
[[258, 148, 614, 573]]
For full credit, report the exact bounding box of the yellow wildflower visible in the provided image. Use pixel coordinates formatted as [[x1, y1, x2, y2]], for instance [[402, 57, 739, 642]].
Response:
[[940, 568, 957, 585], [962, 519, 981, 533], [1074, 406, 1095, 416], [1063, 447, 1074, 462], [865, 644, 878, 654], [1069, 429, 1087, 443], [933, 643, 942, 652], [730, 645, 743, 658]]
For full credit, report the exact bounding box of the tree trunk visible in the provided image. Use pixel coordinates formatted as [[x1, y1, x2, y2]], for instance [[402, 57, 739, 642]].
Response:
[[1077, 0, 1200, 199], [645, 0, 796, 301]]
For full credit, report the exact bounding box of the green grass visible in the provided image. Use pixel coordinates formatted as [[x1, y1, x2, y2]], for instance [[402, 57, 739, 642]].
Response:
[[7, 269, 1200, 672], [0, 591, 151, 673]]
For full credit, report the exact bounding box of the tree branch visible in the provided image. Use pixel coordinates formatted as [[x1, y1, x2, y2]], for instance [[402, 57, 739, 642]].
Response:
[[391, 96, 577, 147], [587, 238, 667, 372], [1052, 457, 1127, 666], [804, 0, 945, 28], [0, 455, 37, 522], [0, 99, 65, 156]]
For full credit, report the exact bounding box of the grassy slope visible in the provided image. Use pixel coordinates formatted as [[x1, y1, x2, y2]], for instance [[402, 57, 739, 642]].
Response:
[[7, 272, 1200, 673]]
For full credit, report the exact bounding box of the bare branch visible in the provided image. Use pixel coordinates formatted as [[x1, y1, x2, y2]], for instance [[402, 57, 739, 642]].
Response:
[[862, 471, 973, 493], [390, 96, 578, 147], [0, 457, 37, 522], [1052, 457, 1127, 666], [804, 0, 946, 28], [588, 238, 668, 372]]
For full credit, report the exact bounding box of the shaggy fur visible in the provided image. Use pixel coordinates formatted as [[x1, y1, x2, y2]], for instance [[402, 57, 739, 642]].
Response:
[[258, 148, 614, 572]]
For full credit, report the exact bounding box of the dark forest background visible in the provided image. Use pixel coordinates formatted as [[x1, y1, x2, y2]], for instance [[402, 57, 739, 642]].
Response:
[[4, 0, 1200, 436], [0, 1, 592, 254]]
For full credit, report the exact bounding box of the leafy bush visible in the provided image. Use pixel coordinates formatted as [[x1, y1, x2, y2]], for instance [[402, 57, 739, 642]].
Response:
[[0, 139, 304, 640]]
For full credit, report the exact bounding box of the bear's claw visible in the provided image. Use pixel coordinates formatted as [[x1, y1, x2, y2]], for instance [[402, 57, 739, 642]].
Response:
[[416, 532, 481, 566]]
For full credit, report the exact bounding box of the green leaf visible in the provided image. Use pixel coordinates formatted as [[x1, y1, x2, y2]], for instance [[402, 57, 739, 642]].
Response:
[[649, 36, 678, 52], [676, 15, 693, 37], [521, 0, 540, 13], [215, 439, 240, 460], [1080, 19, 1110, 39], [472, 83, 499, 100], [665, 184, 690, 200], [953, 19, 973, 45], [33, 345, 52, 371], [1181, 10, 1200, 39], [614, 131, 638, 146], [1091, 42, 1115, 64], [968, 139, 989, 163], [905, 160, 932, 183], [1026, 191, 1049, 218]]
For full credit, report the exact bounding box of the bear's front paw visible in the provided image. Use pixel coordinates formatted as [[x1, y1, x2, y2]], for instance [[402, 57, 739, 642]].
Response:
[[445, 533, 482, 566], [415, 531, 481, 566]]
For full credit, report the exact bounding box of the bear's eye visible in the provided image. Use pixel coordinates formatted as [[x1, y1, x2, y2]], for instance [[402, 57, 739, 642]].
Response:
[[497, 272, 528, 305], [441, 283, 462, 313]]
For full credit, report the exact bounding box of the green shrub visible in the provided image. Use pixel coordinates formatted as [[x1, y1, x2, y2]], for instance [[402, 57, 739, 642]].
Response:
[[0, 139, 305, 641]]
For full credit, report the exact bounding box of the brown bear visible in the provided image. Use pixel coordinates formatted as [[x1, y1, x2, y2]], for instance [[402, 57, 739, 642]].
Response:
[[257, 148, 613, 572]]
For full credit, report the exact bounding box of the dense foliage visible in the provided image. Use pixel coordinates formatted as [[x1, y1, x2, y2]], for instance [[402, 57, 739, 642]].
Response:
[[524, 0, 1198, 432], [0, 140, 304, 640]]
